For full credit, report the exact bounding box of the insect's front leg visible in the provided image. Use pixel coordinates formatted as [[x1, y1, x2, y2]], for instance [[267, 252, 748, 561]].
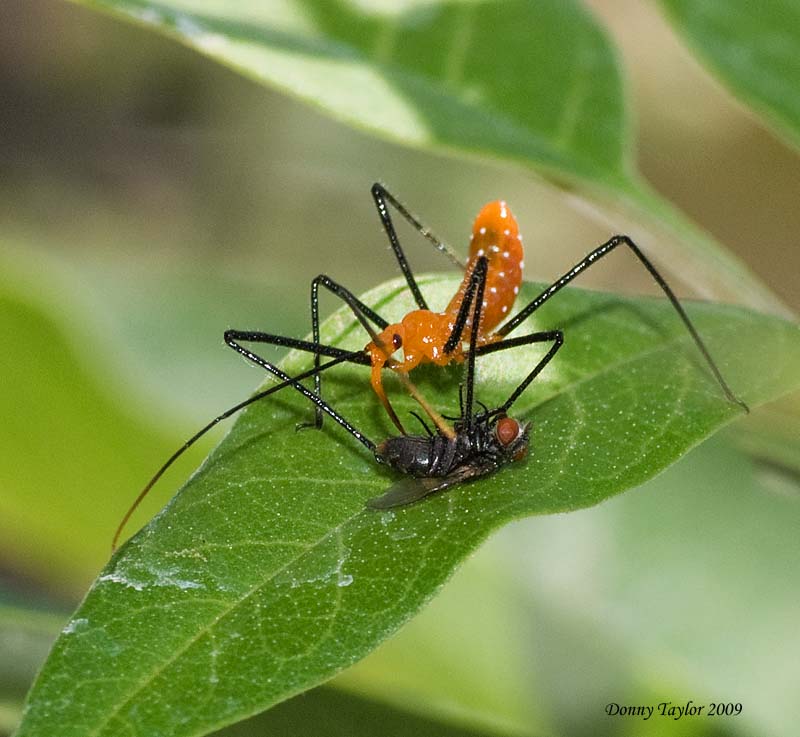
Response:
[[305, 274, 388, 430], [224, 330, 376, 451]]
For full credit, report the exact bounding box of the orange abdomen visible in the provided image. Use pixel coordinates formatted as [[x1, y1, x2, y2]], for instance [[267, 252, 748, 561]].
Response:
[[445, 200, 523, 337]]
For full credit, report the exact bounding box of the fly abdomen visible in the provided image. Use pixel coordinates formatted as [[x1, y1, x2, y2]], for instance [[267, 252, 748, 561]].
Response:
[[376, 435, 457, 477]]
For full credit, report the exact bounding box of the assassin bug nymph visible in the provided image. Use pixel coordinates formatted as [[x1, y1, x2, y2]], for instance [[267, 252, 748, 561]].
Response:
[[112, 255, 549, 547], [227, 183, 747, 428], [112, 185, 747, 547], [226, 254, 546, 510]]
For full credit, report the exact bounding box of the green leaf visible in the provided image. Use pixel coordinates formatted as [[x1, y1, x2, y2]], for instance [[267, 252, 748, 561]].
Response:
[[66, 0, 786, 314], [332, 524, 547, 735], [659, 0, 800, 153], [0, 604, 509, 737], [0, 253, 198, 595], [16, 276, 800, 737], [76, 0, 629, 182], [210, 686, 515, 737]]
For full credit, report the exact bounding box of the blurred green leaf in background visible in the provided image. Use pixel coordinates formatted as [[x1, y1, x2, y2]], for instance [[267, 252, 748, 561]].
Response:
[[659, 0, 800, 153], [2, 1, 799, 736]]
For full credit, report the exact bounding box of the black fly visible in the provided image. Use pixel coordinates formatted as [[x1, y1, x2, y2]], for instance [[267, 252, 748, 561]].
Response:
[[368, 412, 530, 509]]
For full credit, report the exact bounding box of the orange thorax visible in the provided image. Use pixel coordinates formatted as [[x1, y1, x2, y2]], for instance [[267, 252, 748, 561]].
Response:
[[363, 199, 524, 415]]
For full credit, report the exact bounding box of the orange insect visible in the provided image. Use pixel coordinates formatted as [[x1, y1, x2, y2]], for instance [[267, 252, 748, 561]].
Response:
[[229, 183, 745, 433]]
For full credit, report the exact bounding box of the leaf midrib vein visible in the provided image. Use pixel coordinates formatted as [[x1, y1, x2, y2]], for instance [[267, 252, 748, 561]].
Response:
[[87, 505, 374, 737]]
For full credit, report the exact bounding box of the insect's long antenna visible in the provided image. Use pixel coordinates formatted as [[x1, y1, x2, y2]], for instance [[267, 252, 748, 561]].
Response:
[[112, 350, 364, 551], [372, 183, 465, 270], [497, 234, 748, 412]]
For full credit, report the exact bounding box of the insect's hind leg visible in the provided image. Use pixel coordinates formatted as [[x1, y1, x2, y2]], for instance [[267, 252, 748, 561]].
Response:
[[498, 234, 748, 412], [475, 330, 565, 416], [306, 274, 390, 430]]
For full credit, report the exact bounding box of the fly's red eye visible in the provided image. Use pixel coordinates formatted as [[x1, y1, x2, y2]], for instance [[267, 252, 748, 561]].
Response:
[[495, 416, 521, 447], [392, 333, 403, 350]]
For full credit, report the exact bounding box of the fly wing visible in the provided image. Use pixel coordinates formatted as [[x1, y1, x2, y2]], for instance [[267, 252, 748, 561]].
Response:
[[366, 462, 492, 510]]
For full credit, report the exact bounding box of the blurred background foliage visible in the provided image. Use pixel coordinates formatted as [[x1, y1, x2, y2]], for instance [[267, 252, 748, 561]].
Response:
[[1, 1, 798, 736]]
